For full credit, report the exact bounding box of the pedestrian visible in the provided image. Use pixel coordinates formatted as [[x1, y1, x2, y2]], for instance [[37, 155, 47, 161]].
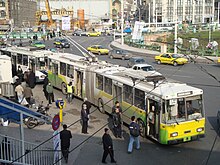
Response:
[[127, 116, 140, 154], [112, 101, 122, 113], [148, 106, 155, 137], [43, 76, 49, 100], [14, 82, 24, 103], [27, 69, 36, 89], [46, 82, 54, 104], [66, 82, 73, 103], [81, 103, 89, 134], [17, 65, 23, 82], [60, 124, 72, 164], [83, 97, 91, 115], [23, 84, 33, 106], [19, 39, 22, 47], [102, 128, 116, 164], [112, 108, 122, 138]]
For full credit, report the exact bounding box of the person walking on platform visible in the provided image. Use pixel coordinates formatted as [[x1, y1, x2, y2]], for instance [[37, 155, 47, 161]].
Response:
[[81, 103, 89, 134], [66, 82, 73, 103], [112, 108, 122, 138], [23, 84, 33, 106], [43, 76, 49, 100], [102, 128, 116, 164], [60, 124, 72, 164], [46, 82, 54, 104], [127, 116, 140, 154]]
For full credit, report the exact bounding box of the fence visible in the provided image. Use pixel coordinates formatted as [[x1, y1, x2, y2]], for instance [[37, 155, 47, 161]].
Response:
[[0, 134, 55, 165]]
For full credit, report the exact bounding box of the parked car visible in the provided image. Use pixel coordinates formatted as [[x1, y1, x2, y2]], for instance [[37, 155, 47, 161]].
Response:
[[72, 29, 88, 36], [53, 38, 70, 48], [108, 49, 131, 60], [87, 31, 101, 37], [131, 64, 162, 76], [87, 45, 109, 55], [127, 57, 146, 68], [155, 53, 188, 66], [31, 41, 45, 49]]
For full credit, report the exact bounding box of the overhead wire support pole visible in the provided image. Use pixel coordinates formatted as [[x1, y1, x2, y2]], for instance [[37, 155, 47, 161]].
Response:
[[174, 0, 178, 54], [121, 0, 124, 45]]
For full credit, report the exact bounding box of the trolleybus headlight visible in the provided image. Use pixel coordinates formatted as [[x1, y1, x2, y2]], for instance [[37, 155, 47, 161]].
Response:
[[170, 132, 178, 137], [196, 127, 204, 132]]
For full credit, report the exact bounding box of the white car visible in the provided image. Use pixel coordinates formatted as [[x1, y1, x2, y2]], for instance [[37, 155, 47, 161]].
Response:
[[131, 64, 162, 76]]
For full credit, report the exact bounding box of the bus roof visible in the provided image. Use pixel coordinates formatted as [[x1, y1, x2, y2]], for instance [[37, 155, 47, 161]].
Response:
[[95, 67, 203, 100]]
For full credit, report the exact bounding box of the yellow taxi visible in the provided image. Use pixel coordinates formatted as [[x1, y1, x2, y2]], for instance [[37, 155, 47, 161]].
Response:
[[155, 53, 188, 66], [87, 31, 101, 37], [87, 45, 109, 55]]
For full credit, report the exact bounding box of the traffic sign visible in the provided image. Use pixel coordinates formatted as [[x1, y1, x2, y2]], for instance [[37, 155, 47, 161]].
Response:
[[52, 114, 60, 131]]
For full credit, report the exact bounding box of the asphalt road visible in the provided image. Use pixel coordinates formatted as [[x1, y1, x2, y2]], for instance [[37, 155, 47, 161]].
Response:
[[1, 36, 220, 165], [45, 35, 220, 164]]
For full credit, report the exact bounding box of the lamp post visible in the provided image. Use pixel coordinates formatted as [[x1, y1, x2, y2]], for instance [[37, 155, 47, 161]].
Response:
[[137, 6, 141, 21], [121, 0, 124, 45]]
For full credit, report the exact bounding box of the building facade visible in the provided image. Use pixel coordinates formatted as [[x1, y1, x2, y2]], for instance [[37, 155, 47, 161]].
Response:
[[144, 0, 215, 24]]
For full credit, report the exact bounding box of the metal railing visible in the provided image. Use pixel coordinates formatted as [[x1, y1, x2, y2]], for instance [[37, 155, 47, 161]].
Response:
[[0, 134, 54, 165]]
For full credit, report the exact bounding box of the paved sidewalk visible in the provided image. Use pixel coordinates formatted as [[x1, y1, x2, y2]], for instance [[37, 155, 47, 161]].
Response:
[[110, 39, 219, 64]]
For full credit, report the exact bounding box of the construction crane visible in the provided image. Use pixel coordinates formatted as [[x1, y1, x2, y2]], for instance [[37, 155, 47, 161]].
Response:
[[45, 0, 53, 26]]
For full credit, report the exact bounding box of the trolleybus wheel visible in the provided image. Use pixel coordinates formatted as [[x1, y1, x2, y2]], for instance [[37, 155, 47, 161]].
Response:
[[98, 98, 105, 114], [137, 119, 146, 137], [61, 82, 67, 95]]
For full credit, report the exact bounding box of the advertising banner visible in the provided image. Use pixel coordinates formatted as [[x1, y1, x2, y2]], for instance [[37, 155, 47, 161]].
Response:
[[62, 16, 70, 31]]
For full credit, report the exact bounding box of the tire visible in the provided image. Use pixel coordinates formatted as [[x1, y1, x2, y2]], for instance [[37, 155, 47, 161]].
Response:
[[98, 52, 101, 55], [137, 119, 146, 137], [98, 98, 105, 113], [26, 117, 37, 129], [173, 61, 178, 66], [157, 60, 161, 65], [79, 34, 81, 36], [122, 56, 125, 60], [61, 82, 67, 95], [110, 55, 113, 59]]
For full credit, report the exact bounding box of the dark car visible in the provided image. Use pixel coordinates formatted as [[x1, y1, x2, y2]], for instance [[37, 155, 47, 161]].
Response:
[[72, 29, 88, 36], [108, 49, 131, 60], [127, 57, 146, 68], [54, 38, 70, 48]]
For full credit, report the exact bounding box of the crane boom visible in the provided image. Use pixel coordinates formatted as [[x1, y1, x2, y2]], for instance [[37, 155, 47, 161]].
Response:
[[45, 0, 53, 26]]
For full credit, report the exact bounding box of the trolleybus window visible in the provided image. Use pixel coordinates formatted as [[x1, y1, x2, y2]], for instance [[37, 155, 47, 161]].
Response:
[[67, 64, 74, 78], [123, 84, 133, 104], [23, 55, 28, 66], [134, 88, 145, 110], [166, 95, 203, 124], [104, 77, 112, 95], [52, 63, 58, 75], [96, 74, 103, 90], [17, 54, 22, 65], [60, 62, 66, 76], [36, 57, 47, 70]]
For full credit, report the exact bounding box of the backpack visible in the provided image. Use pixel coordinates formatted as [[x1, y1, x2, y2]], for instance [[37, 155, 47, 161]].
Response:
[[130, 123, 140, 137]]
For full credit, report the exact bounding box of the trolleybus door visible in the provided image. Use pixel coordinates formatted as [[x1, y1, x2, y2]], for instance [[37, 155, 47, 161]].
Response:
[[76, 70, 83, 98], [29, 58, 36, 73], [113, 82, 122, 106]]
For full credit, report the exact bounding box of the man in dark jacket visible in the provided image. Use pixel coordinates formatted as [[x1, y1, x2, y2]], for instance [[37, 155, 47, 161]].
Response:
[[102, 128, 116, 164], [112, 108, 122, 138], [60, 124, 72, 163], [81, 103, 89, 134], [27, 69, 36, 89]]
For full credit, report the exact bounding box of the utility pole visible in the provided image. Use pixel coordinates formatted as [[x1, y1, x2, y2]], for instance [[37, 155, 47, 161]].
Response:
[[174, 0, 178, 54], [121, 0, 124, 45]]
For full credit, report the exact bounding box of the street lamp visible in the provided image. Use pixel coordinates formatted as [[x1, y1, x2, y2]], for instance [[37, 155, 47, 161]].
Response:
[[121, 0, 124, 45], [136, 6, 141, 21]]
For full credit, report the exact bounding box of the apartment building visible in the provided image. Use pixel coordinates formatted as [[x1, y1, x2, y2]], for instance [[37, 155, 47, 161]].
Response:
[[144, 0, 215, 24]]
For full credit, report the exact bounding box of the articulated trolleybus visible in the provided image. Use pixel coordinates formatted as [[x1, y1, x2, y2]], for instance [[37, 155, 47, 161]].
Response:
[[47, 53, 205, 144]]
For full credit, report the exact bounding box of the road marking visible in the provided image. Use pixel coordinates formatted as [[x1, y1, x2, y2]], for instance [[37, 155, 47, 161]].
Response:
[[169, 74, 191, 78]]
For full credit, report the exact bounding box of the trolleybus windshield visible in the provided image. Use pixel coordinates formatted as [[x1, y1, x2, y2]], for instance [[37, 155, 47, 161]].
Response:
[[165, 95, 203, 124]]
